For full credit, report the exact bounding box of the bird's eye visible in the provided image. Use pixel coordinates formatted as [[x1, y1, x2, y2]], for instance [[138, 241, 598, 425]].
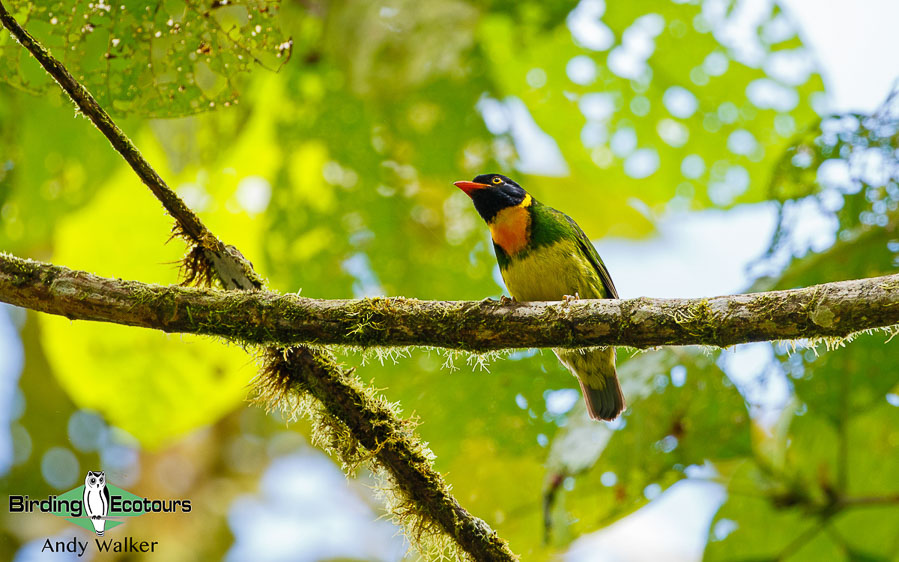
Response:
[[491, 177, 502, 184]]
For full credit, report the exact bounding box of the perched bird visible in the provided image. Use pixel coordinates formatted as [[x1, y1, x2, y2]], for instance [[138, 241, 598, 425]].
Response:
[[454, 173, 625, 421]]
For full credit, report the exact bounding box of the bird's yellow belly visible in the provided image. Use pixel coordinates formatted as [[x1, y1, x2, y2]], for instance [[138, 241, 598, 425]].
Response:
[[500, 240, 606, 301]]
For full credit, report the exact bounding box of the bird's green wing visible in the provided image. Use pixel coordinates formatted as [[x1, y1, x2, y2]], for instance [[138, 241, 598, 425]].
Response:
[[562, 214, 619, 299]]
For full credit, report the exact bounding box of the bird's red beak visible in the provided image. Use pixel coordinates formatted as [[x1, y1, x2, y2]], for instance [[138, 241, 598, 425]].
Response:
[[454, 180, 489, 196]]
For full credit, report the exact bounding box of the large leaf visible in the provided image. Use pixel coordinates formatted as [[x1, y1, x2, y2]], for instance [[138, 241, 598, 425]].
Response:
[[38, 124, 280, 447], [706, 398, 899, 561], [0, 86, 120, 254], [0, 0, 291, 117]]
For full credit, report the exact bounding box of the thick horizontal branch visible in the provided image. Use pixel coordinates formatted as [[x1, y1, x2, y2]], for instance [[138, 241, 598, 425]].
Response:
[[3, 253, 897, 351]]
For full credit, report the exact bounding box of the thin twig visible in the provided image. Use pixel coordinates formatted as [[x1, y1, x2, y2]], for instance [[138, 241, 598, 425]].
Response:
[[839, 494, 899, 507]]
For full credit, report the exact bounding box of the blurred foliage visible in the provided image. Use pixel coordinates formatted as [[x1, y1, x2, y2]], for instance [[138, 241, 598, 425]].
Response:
[[40, 163, 257, 448], [545, 349, 750, 545], [704, 88, 899, 561], [1, 0, 896, 560], [764, 89, 899, 274]]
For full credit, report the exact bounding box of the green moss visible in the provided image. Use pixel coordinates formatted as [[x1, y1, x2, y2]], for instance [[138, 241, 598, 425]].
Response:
[[344, 297, 390, 344], [673, 299, 720, 343], [2, 254, 46, 287]]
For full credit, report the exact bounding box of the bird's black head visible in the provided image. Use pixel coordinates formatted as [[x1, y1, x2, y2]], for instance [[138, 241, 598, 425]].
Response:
[[453, 173, 529, 223]]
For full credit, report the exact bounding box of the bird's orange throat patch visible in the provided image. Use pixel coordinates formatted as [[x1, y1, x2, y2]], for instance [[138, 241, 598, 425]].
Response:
[[488, 194, 532, 255]]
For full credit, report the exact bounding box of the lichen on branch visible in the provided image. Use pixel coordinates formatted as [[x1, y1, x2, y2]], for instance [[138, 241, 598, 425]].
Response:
[[2, 253, 897, 351]]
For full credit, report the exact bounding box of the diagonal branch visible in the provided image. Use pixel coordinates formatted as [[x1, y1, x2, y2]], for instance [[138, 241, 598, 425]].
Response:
[[0, 4, 517, 560], [3, 253, 898, 350]]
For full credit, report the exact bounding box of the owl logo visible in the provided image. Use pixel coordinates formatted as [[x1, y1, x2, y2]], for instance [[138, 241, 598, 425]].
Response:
[[83, 471, 110, 536]]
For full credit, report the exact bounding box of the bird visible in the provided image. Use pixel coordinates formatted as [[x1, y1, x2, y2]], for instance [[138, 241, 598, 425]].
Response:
[[83, 470, 110, 536], [454, 173, 625, 421]]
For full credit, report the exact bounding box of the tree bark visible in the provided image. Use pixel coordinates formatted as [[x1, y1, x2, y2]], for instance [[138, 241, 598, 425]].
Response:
[[3, 253, 897, 351]]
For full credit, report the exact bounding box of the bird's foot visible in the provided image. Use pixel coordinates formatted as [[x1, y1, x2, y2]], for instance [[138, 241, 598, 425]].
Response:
[[480, 295, 514, 305], [562, 292, 580, 306]]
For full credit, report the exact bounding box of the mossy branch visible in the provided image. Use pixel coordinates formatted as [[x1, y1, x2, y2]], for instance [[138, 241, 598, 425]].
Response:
[[0, 4, 516, 560], [257, 348, 512, 559], [3, 253, 898, 350]]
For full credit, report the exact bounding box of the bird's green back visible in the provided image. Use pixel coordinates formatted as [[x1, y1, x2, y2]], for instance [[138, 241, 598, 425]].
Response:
[[496, 200, 618, 301]]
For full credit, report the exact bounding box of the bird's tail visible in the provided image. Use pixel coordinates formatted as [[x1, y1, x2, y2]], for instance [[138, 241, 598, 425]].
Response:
[[554, 347, 625, 421]]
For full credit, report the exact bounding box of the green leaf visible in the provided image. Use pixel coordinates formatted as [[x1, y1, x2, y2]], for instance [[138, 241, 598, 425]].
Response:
[[0, 0, 291, 117], [704, 460, 830, 561], [708, 332, 899, 559], [0, 87, 120, 253], [38, 134, 270, 448]]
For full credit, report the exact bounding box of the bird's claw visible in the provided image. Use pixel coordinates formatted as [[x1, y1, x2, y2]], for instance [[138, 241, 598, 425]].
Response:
[[480, 295, 514, 305], [563, 292, 580, 306]]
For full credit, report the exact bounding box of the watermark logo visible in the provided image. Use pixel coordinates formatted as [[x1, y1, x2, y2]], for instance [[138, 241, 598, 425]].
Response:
[[83, 470, 110, 536], [8, 470, 191, 555]]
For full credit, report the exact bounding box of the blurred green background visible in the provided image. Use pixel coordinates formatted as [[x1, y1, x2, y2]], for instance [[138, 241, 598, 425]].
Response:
[[0, 0, 897, 560]]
